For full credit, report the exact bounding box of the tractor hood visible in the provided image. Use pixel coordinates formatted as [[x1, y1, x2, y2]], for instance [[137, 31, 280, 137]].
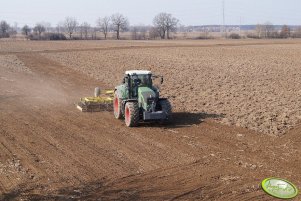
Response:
[[138, 87, 157, 111], [138, 87, 156, 100]]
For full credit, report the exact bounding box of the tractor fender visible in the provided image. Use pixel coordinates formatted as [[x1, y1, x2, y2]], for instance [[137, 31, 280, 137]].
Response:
[[115, 85, 129, 99]]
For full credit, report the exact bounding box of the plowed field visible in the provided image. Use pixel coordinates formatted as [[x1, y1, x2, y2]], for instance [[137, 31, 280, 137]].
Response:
[[0, 40, 300, 200]]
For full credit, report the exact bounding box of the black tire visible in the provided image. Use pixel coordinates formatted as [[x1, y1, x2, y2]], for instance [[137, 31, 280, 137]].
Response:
[[158, 99, 172, 123], [124, 102, 140, 127], [114, 91, 123, 119]]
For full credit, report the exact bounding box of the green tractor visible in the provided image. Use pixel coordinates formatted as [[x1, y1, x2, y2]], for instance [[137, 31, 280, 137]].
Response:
[[114, 70, 172, 127]]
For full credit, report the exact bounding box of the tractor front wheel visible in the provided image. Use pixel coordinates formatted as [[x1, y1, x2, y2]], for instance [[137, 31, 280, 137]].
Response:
[[114, 92, 123, 119], [124, 102, 139, 127]]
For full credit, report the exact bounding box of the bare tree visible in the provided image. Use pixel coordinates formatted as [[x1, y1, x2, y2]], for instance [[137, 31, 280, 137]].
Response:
[[97, 16, 110, 39], [79, 22, 91, 39], [33, 24, 45, 39], [292, 26, 301, 38], [0, 21, 10, 38], [64, 17, 78, 39], [153, 13, 179, 39], [91, 27, 98, 40], [149, 26, 160, 39], [165, 15, 179, 39], [255, 24, 263, 38], [22, 25, 31, 39], [153, 13, 167, 39], [280, 25, 290, 38], [263, 22, 274, 38], [111, 13, 129, 40], [39, 22, 51, 33]]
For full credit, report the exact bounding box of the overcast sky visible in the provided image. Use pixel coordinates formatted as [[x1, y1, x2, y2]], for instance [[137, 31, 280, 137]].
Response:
[[1, 0, 300, 27]]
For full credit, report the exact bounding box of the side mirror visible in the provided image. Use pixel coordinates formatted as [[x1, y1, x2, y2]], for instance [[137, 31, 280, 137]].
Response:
[[161, 77, 164, 84]]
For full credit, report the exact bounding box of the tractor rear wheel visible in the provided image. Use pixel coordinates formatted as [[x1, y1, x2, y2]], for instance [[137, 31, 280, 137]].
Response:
[[114, 91, 123, 119], [124, 102, 139, 127], [158, 99, 172, 124]]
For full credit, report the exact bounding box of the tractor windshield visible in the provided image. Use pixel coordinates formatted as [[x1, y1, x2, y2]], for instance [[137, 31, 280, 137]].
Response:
[[132, 74, 152, 87], [139, 74, 152, 86]]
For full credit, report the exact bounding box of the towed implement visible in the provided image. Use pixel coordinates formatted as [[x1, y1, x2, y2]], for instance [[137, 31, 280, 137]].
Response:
[[76, 88, 114, 112], [76, 70, 172, 127]]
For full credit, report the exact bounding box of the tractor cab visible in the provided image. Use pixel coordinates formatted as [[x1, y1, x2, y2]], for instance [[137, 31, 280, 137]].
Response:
[[122, 70, 163, 98], [123, 70, 152, 98]]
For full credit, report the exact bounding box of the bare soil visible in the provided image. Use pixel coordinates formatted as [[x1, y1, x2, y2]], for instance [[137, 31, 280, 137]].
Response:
[[0, 40, 301, 201], [43, 40, 301, 135]]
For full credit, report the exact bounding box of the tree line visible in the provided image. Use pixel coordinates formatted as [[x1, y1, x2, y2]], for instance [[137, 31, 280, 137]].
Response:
[[0, 21, 17, 38], [1, 14, 301, 40], [246, 22, 301, 39], [0, 12, 180, 40]]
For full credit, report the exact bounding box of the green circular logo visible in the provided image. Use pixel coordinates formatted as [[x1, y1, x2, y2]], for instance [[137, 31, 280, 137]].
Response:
[[262, 178, 299, 199]]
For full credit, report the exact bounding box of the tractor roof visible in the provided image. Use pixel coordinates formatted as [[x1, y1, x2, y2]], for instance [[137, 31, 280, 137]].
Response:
[[125, 70, 151, 75]]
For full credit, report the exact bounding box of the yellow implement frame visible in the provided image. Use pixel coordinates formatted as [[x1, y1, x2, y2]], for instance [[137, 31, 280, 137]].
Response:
[[82, 96, 113, 103], [76, 89, 114, 112]]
